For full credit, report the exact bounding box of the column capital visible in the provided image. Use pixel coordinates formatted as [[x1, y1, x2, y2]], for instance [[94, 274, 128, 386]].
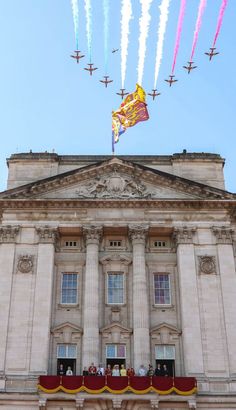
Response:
[[128, 224, 149, 245], [83, 225, 103, 245], [212, 226, 234, 244], [173, 226, 196, 244], [36, 225, 59, 245], [0, 225, 20, 243]]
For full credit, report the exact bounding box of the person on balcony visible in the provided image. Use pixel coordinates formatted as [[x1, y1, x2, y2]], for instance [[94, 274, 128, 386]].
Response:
[[147, 364, 154, 377], [163, 364, 169, 377], [154, 363, 162, 376], [66, 366, 73, 376], [82, 367, 89, 376], [97, 365, 104, 376], [58, 363, 64, 376], [88, 363, 97, 376], [120, 364, 127, 376], [127, 365, 135, 377], [105, 364, 112, 376], [138, 364, 147, 376], [112, 364, 120, 376]]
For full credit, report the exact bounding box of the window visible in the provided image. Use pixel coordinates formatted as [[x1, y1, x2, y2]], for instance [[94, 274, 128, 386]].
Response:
[[154, 273, 171, 305], [154, 240, 166, 247], [61, 273, 78, 304], [65, 241, 77, 247], [57, 344, 77, 358], [109, 240, 122, 247], [155, 345, 175, 360], [107, 273, 124, 304], [106, 344, 126, 358]]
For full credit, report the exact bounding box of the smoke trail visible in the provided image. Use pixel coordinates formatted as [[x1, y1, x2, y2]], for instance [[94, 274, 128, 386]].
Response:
[[213, 0, 228, 47], [84, 0, 92, 62], [120, 0, 133, 89], [137, 0, 153, 85], [154, 0, 171, 88], [103, 0, 109, 74], [190, 0, 207, 61], [171, 0, 187, 74], [71, 0, 79, 49]]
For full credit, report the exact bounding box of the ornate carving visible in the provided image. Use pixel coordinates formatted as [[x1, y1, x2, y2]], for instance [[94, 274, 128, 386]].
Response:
[[36, 225, 59, 244], [212, 226, 234, 244], [128, 224, 149, 245], [100, 254, 132, 265], [17, 254, 34, 274], [0, 225, 20, 243], [112, 398, 122, 409], [188, 399, 197, 409], [83, 225, 103, 245], [76, 171, 150, 199], [173, 226, 196, 244], [198, 255, 216, 275], [150, 398, 159, 409], [75, 398, 84, 409], [38, 398, 47, 409]]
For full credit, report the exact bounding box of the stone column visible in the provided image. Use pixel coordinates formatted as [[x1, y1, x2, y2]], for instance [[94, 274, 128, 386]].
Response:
[[129, 225, 150, 371], [212, 226, 236, 375], [30, 226, 58, 374], [0, 226, 20, 374], [82, 225, 103, 369], [174, 227, 204, 375]]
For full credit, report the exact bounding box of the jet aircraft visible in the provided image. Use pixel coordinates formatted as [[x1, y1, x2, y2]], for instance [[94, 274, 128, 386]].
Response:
[[164, 75, 178, 87], [70, 50, 85, 63], [183, 61, 197, 74], [116, 88, 129, 99], [84, 63, 98, 76], [100, 76, 113, 88], [148, 89, 161, 100], [205, 47, 219, 61], [112, 48, 119, 53]]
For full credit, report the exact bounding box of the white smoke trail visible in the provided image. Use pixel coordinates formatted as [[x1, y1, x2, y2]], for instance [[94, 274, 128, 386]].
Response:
[[120, 0, 133, 89], [137, 0, 153, 86], [154, 0, 171, 88], [103, 0, 109, 74], [84, 0, 92, 62], [71, 0, 79, 49]]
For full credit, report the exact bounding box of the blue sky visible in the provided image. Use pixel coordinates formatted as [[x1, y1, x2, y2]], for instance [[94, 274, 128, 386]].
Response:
[[0, 0, 235, 192]]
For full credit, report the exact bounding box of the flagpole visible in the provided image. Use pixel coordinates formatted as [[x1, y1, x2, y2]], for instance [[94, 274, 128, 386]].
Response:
[[112, 132, 115, 156]]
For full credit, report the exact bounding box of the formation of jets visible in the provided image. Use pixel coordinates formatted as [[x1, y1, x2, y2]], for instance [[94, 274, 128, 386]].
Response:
[[183, 61, 197, 74], [70, 46, 220, 100], [205, 47, 219, 61], [100, 76, 113, 88]]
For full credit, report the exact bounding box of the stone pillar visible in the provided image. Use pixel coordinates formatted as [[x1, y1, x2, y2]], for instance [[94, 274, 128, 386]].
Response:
[[174, 227, 204, 375], [0, 226, 20, 374], [30, 226, 58, 374], [82, 225, 103, 368], [129, 225, 150, 371], [212, 226, 236, 375]]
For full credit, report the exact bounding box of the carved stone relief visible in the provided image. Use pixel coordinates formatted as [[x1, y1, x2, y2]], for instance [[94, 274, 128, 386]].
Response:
[[76, 171, 151, 199], [17, 254, 34, 274], [198, 255, 216, 275], [173, 226, 196, 244], [0, 225, 20, 243], [212, 226, 234, 244]]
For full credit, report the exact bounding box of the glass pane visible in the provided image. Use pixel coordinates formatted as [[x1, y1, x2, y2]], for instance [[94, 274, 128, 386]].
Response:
[[117, 345, 126, 358], [57, 345, 66, 358], [106, 344, 116, 358], [154, 274, 170, 305], [107, 273, 124, 304], [165, 345, 175, 359], [61, 273, 77, 304], [155, 345, 165, 359], [68, 345, 77, 358]]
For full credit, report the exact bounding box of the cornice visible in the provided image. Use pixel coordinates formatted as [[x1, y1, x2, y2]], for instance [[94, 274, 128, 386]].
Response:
[[0, 199, 235, 211]]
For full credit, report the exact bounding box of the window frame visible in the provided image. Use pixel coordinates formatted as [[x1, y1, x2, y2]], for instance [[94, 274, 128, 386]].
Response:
[[155, 345, 175, 360], [61, 272, 78, 305], [153, 273, 171, 306], [57, 344, 77, 359], [106, 272, 125, 305], [106, 344, 126, 359]]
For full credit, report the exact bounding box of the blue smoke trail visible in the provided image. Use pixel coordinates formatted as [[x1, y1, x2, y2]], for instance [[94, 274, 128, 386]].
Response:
[[103, 0, 109, 74]]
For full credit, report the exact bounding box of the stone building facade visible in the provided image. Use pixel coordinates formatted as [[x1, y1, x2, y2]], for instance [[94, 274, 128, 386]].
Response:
[[0, 151, 236, 410]]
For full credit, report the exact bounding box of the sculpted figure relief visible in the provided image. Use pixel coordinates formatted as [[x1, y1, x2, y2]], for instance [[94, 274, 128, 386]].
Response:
[[76, 172, 150, 199]]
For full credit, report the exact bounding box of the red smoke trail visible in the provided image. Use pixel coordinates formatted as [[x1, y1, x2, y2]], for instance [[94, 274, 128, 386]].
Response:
[[212, 0, 228, 47], [171, 0, 187, 74], [190, 0, 207, 62]]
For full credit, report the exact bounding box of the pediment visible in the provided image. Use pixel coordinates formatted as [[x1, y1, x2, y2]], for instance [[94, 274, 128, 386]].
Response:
[[51, 322, 82, 334], [0, 157, 233, 201], [150, 322, 181, 344], [150, 322, 181, 335], [100, 322, 132, 335]]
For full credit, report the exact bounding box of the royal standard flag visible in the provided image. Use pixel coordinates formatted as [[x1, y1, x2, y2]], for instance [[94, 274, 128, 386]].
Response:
[[112, 84, 149, 144]]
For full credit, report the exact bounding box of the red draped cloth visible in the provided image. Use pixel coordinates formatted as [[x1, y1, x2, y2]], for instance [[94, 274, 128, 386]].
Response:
[[38, 375, 197, 395]]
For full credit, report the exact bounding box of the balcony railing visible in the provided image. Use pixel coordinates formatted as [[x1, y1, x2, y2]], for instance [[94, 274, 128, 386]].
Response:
[[38, 375, 197, 395]]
